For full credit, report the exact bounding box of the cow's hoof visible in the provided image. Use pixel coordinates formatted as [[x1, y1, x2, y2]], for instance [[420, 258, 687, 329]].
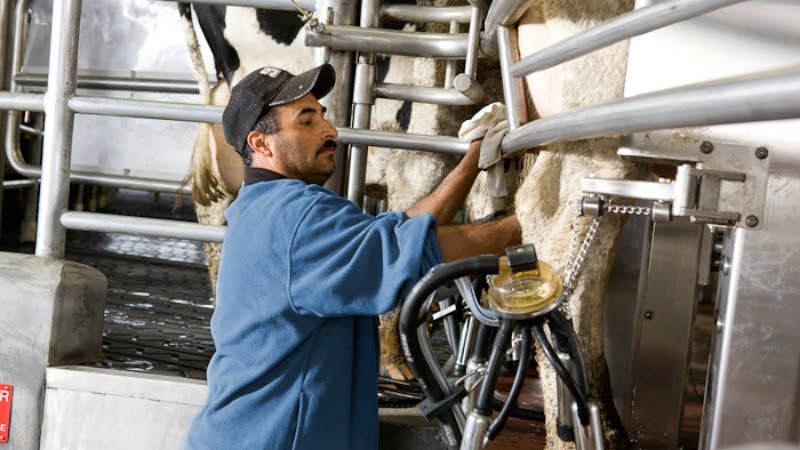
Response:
[[382, 361, 415, 381]]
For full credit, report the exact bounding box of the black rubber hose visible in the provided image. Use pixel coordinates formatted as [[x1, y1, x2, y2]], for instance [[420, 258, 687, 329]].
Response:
[[470, 321, 495, 364], [547, 309, 590, 394], [531, 322, 590, 425], [474, 319, 515, 416], [485, 324, 533, 441], [399, 255, 499, 449]]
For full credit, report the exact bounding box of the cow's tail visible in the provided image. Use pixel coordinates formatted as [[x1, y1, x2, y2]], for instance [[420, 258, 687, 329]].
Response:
[[176, 3, 224, 208]]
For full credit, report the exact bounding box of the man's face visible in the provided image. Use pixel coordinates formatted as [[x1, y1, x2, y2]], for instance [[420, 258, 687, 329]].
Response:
[[265, 94, 339, 185]]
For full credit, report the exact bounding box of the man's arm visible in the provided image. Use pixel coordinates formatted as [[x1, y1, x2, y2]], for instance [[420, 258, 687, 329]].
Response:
[[436, 215, 522, 262], [405, 139, 482, 226]]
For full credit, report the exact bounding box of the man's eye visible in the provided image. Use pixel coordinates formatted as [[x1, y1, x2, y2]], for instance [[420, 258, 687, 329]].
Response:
[[301, 121, 312, 126]]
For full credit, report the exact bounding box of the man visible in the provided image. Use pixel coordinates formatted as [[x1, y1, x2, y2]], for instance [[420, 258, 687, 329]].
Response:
[[185, 63, 521, 449]]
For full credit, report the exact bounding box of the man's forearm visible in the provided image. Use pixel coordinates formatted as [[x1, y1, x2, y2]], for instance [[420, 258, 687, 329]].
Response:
[[436, 215, 522, 262], [405, 141, 481, 226]]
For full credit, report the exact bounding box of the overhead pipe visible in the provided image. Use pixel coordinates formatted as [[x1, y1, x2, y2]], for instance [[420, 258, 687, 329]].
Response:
[[374, 83, 477, 106], [158, 0, 315, 12], [509, 0, 748, 79], [500, 68, 800, 155], [306, 25, 469, 59], [14, 73, 201, 94], [380, 4, 472, 23], [61, 211, 226, 243]]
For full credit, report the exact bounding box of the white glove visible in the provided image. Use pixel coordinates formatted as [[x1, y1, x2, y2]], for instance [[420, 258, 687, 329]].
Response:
[[458, 102, 512, 196]]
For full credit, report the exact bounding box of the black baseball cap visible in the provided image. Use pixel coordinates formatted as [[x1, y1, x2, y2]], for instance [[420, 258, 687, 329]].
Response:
[[222, 64, 336, 156]]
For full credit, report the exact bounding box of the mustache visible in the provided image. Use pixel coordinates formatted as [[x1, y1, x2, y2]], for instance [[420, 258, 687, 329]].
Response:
[[317, 140, 338, 154]]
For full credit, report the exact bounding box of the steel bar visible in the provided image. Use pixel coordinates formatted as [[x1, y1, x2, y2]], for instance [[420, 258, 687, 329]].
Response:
[[380, 4, 472, 23], [0, 92, 45, 111], [61, 211, 226, 243], [501, 68, 800, 155], [36, 0, 82, 258], [509, 0, 747, 79], [3, 178, 39, 189], [444, 21, 459, 88], [481, 0, 529, 55], [0, 0, 11, 230], [337, 128, 468, 155], [68, 96, 223, 123], [315, 0, 357, 196], [496, 26, 526, 130], [375, 83, 474, 105], [306, 24, 469, 58], [14, 73, 200, 94], [158, 0, 315, 12], [463, 4, 483, 78]]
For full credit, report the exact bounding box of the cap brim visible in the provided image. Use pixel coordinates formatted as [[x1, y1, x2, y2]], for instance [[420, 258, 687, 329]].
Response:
[[269, 64, 336, 107]]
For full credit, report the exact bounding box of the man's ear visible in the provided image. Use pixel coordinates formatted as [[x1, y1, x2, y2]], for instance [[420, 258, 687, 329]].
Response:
[[246, 130, 272, 158]]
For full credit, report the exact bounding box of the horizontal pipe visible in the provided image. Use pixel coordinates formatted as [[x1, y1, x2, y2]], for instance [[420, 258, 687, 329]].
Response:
[[501, 68, 800, 154], [3, 178, 39, 189], [69, 96, 223, 123], [380, 4, 472, 23], [0, 91, 44, 111], [375, 83, 475, 105], [306, 24, 469, 58], [338, 127, 468, 155], [157, 0, 315, 12], [61, 211, 225, 243], [14, 72, 201, 94], [509, 0, 747, 79]]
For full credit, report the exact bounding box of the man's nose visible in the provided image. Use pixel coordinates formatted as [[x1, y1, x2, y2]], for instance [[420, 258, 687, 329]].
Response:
[[323, 119, 338, 140]]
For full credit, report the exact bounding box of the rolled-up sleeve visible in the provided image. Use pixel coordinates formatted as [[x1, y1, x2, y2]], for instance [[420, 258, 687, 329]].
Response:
[[287, 193, 443, 318]]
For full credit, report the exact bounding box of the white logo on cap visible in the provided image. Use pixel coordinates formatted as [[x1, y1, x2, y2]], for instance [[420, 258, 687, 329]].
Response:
[[259, 67, 282, 78]]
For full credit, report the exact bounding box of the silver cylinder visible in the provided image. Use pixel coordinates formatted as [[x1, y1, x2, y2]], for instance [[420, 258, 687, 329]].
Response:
[[380, 4, 472, 23], [509, 0, 747, 78], [0, 92, 45, 111], [463, 5, 483, 79], [375, 83, 475, 105], [68, 96, 223, 123], [61, 211, 225, 243], [337, 127, 468, 155], [2, 178, 39, 190], [346, 106, 372, 206], [456, 316, 477, 370], [14, 73, 201, 94], [571, 401, 604, 450], [315, 0, 357, 196], [444, 21, 460, 88], [673, 164, 699, 212], [353, 63, 377, 105], [496, 26, 526, 131], [500, 68, 800, 155], [481, 0, 530, 54], [460, 411, 491, 450], [306, 24, 469, 59], [453, 73, 484, 104], [35, 0, 82, 258], [556, 350, 575, 433]]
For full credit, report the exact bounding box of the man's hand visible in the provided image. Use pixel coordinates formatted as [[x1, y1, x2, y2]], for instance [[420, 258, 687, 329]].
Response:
[[436, 214, 523, 262]]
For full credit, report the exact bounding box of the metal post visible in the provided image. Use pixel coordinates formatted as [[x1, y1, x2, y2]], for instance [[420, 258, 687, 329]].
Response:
[[0, 0, 12, 232], [315, 0, 357, 196], [35, 0, 82, 258], [496, 25, 526, 130], [346, 0, 380, 207]]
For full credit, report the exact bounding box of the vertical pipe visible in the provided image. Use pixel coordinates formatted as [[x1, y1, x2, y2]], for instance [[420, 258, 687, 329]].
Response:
[[315, 0, 358, 196], [497, 25, 527, 130], [346, 0, 380, 206], [463, 4, 483, 79], [0, 0, 13, 231], [444, 21, 459, 89], [35, 0, 82, 258]]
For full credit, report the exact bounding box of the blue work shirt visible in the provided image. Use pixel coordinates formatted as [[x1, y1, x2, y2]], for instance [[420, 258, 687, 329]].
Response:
[[185, 168, 443, 450]]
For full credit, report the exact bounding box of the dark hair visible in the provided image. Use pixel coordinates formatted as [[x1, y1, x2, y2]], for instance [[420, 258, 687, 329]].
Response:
[[242, 108, 280, 166]]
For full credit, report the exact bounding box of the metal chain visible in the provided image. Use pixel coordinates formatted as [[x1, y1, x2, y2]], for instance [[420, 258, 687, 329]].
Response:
[[559, 201, 603, 317], [604, 204, 651, 216]]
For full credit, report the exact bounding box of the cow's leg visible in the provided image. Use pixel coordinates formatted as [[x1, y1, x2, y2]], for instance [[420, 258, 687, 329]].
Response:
[[516, 0, 640, 447]]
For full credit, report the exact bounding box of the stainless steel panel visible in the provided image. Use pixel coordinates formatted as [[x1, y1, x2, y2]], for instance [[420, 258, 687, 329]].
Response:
[[629, 219, 704, 448]]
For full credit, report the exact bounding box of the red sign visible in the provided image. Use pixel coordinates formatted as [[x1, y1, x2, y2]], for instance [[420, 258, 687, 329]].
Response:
[[0, 384, 12, 444]]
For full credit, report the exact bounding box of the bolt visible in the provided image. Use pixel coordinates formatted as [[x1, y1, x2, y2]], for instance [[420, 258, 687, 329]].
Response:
[[721, 257, 731, 275], [644, 311, 654, 320], [745, 215, 759, 227], [755, 147, 769, 160], [700, 141, 714, 154]]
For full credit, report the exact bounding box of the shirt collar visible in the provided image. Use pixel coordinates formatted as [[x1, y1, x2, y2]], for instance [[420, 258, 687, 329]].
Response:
[[244, 167, 287, 186]]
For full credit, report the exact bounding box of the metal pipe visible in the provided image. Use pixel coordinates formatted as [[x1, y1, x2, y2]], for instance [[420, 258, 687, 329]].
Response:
[[315, 0, 357, 196], [380, 4, 472, 23], [0, 0, 12, 229], [346, 89, 374, 207], [3, 178, 38, 189], [35, 0, 82, 258], [0, 92, 45, 111], [14, 73, 201, 94], [444, 21, 459, 89], [159, 0, 315, 12], [497, 26, 526, 130], [69, 96, 222, 123], [500, 68, 800, 155], [481, 0, 529, 55], [61, 211, 225, 243], [338, 128, 468, 155], [306, 25, 469, 59], [509, 0, 747, 79], [374, 83, 475, 105], [463, 4, 483, 79]]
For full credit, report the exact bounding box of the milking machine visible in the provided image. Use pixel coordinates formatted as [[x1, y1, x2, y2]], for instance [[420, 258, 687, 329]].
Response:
[[399, 244, 604, 449]]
